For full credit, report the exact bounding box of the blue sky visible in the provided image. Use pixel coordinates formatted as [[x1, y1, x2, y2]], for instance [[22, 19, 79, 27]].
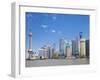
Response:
[[26, 12, 89, 52]]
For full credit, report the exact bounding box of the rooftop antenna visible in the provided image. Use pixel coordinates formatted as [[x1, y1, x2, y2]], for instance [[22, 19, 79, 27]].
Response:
[[79, 32, 83, 39]]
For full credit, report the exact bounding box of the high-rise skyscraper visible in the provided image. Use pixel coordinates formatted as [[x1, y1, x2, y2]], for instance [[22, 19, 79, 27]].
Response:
[[38, 45, 55, 59], [65, 41, 72, 58], [47, 46, 54, 59], [59, 39, 66, 56], [41, 46, 48, 59], [86, 40, 89, 58], [72, 38, 79, 56], [79, 32, 86, 58], [38, 48, 45, 59], [52, 43, 56, 58]]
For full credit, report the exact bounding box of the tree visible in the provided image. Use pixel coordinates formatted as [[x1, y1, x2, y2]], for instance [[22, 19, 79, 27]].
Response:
[[52, 53, 59, 59]]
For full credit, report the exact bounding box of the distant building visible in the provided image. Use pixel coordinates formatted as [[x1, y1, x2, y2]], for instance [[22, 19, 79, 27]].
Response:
[[52, 47, 55, 58], [31, 52, 39, 59], [79, 32, 86, 58], [47, 47, 51, 59], [59, 39, 66, 56], [26, 49, 39, 60], [72, 40, 76, 56], [51, 43, 56, 58], [79, 38, 86, 58], [65, 41, 72, 58], [47, 46, 54, 59], [72, 38, 79, 56], [38, 48, 45, 59], [38, 45, 55, 59], [44, 47, 48, 59], [86, 40, 89, 58]]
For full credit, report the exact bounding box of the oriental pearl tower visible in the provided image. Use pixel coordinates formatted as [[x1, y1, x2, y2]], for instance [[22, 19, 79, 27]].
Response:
[[29, 32, 32, 52], [28, 15, 33, 59]]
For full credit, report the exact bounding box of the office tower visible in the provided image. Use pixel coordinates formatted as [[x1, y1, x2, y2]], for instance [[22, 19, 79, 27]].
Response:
[[41, 46, 48, 59], [72, 40, 76, 56], [59, 39, 66, 56], [44, 47, 48, 59], [65, 41, 72, 58], [86, 40, 89, 58], [47, 47, 50, 59], [46, 46, 53, 59], [47, 45, 55, 59], [79, 32, 86, 58], [72, 40, 77, 56], [38, 48, 45, 59], [72, 38, 79, 56], [39, 45, 54, 59], [52, 43, 56, 58]]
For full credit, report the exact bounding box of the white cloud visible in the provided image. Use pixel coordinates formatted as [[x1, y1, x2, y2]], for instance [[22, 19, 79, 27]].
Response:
[[51, 30, 56, 33], [41, 24, 48, 29]]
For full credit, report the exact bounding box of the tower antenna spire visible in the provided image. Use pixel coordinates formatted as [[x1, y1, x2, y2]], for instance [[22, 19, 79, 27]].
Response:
[[30, 14, 32, 32]]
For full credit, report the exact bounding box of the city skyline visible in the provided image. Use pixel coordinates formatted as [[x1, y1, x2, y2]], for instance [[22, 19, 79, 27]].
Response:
[[26, 12, 89, 52]]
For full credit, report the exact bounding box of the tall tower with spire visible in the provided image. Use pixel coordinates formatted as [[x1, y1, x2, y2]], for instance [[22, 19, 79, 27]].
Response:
[[28, 14, 33, 59], [29, 32, 32, 51], [79, 32, 86, 58]]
